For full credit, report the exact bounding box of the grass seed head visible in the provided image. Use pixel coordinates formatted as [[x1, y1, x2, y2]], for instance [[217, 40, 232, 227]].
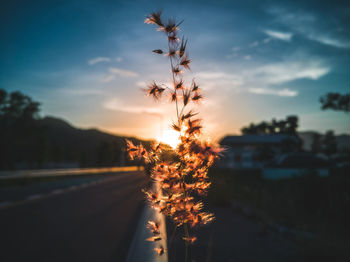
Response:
[[128, 11, 223, 255]]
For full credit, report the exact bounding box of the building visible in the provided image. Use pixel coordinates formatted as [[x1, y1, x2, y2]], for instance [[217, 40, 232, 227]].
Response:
[[262, 152, 331, 179], [219, 134, 300, 168]]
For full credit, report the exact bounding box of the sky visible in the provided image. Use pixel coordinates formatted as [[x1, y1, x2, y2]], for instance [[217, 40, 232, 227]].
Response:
[[1, 0, 350, 141]]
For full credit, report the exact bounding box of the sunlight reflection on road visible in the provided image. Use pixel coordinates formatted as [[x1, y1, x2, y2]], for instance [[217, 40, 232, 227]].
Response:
[[0, 166, 144, 179]]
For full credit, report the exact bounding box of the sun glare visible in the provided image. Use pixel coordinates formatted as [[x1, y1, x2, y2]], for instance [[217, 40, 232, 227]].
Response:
[[158, 128, 181, 148]]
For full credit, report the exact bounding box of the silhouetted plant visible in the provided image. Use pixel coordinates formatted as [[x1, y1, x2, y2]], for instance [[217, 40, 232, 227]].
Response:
[[126, 11, 222, 260]]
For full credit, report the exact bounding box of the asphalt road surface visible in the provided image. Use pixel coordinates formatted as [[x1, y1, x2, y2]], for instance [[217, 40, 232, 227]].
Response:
[[0, 171, 149, 262]]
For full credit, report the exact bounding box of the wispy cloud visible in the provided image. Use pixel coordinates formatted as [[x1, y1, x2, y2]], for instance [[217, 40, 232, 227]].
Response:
[[101, 74, 115, 83], [307, 35, 350, 49], [268, 7, 350, 49], [243, 55, 252, 60], [109, 67, 138, 78], [136, 81, 147, 88], [251, 59, 330, 85], [116, 57, 123, 62], [232, 46, 241, 52], [88, 57, 111, 65], [197, 55, 330, 98], [245, 57, 330, 97], [249, 88, 298, 97], [104, 98, 160, 114], [196, 71, 229, 80], [226, 46, 241, 59], [61, 87, 105, 96], [263, 29, 293, 41], [195, 71, 244, 93], [101, 67, 139, 83], [249, 41, 259, 48], [263, 38, 272, 44]]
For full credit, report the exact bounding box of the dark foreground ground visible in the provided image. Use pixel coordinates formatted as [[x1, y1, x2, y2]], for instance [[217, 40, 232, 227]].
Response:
[[167, 167, 350, 262], [0, 171, 148, 262], [167, 207, 299, 262], [168, 206, 350, 262]]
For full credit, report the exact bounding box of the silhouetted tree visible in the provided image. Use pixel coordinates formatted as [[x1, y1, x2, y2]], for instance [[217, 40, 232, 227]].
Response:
[[241, 123, 258, 135], [311, 133, 322, 154], [267, 119, 276, 134], [323, 130, 337, 158], [285, 115, 298, 135], [241, 115, 299, 136], [0, 89, 7, 109], [0, 89, 44, 169], [276, 120, 287, 134], [0, 89, 40, 120], [320, 93, 350, 113], [256, 121, 269, 134]]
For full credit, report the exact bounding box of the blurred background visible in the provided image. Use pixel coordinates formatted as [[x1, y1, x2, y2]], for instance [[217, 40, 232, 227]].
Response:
[[0, 0, 349, 261]]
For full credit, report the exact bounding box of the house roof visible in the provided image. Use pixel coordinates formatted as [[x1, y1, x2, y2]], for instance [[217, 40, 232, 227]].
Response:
[[220, 134, 299, 145]]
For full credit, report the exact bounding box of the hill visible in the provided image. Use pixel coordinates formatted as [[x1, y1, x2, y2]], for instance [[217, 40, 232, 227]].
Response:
[[1, 116, 152, 170], [38, 116, 154, 168]]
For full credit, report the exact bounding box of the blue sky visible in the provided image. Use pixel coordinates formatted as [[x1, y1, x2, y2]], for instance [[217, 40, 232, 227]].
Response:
[[1, 0, 349, 140]]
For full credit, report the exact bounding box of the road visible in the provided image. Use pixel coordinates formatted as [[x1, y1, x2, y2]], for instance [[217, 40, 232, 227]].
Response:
[[0, 171, 149, 262]]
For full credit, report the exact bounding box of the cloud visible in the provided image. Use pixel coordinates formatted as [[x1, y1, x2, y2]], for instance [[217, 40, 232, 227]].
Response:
[[226, 46, 241, 59], [248, 88, 298, 97], [263, 29, 293, 41], [194, 71, 244, 92], [307, 35, 350, 49], [88, 57, 111, 65], [243, 55, 252, 60], [116, 57, 123, 62], [101, 74, 115, 83], [249, 41, 259, 48], [232, 46, 241, 52], [61, 87, 105, 96], [243, 56, 330, 97], [197, 55, 330, 97], [263, 38, 272, 44], [268, 7, 350, 49], [104, 98, 161, 114], [136, 81, 147, 88], [251, 59, 330, 85], [108, 67, 138, 78], [196, 71, 229, 80]]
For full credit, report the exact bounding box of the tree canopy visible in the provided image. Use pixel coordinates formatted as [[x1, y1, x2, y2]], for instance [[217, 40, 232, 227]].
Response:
[[320, 92, 350, 113], [0, 89, 40, 120], [241, 115, 299, 136]]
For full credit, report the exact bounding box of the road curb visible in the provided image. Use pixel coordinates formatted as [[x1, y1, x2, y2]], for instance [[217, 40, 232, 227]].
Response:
[[126, 182, 168, 262]]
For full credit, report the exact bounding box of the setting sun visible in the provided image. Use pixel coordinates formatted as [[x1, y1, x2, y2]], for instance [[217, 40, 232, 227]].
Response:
[[157, 128, 181, 148]]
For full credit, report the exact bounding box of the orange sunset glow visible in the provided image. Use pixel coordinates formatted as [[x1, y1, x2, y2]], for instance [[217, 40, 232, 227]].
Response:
[[157, 128, 181, 148]]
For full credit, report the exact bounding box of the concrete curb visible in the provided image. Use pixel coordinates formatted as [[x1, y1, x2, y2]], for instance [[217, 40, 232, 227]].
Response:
[[126, 182, 168, 262]]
